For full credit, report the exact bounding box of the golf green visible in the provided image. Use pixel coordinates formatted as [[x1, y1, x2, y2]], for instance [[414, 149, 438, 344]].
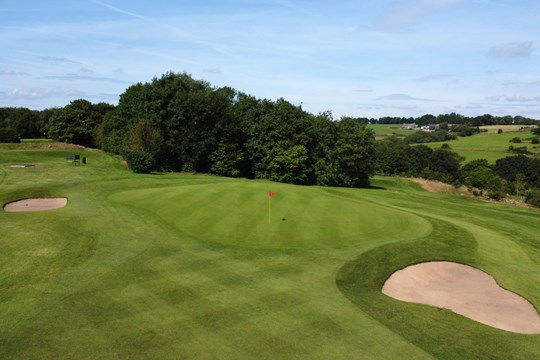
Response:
[[110, 182, 431, 249]]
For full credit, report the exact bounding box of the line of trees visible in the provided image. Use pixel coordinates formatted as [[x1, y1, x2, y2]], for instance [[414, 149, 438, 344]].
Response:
[[368, 113, 538, 126], [1, 71, 539, 204], [96, 72, 375, 187]]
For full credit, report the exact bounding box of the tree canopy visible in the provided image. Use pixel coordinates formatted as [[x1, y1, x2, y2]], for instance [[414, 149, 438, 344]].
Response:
[[98, 72, 376, 187]]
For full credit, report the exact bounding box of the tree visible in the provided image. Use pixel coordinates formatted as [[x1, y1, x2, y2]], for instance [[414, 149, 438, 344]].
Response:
[[375, 137, 410, 175], [525, 189, 540, 208], [423, 148, 463, 183], [486, 175, 507, 200], [269, 145, 309, 184], [405, 145, 433, 176], [460, 159, 490, 182], [329, 119, 376, 187], [209, 142, 244, 177], [48, 99, 113, 147], [0, 127, 19, 143]]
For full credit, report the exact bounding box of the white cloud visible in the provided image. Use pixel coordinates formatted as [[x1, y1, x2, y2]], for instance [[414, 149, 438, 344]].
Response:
[[414, 74, 454, 82], [377, 93, 440, 102], [485, 94, 540, 103], [7, 87, 85, 99], [203, 68, 222, 75], [488, 42, 533, 58], [36, 55, 79, 64], [363, 0, 462, 33], [42, 74, 130, 84]]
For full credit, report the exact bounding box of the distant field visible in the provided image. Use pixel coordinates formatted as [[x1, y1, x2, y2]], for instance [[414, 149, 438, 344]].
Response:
[[479, 125, 536, 133], [426, 129, 539, 163], [1, 141, 539, 359], [367, 124, 416, 139], [368, 124, 539, 163]]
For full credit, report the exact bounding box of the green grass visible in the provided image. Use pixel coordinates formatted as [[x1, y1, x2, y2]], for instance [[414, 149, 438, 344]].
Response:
[[367, 124, 416, 139], [1, 142, 539, 359], [425, 130, 539, 163]]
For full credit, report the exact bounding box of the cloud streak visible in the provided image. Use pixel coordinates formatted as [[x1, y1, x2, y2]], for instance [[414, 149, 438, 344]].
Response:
[[485, 94, 540, 103], [414, 74, 454, 82], [89, 0, 149, 20], [488, 42, 533, 58], [7, 87, 85, 99], [361, 0, 462, 33], [377, 93, 440, 102], [36, 56, 79, 64], [42, 74, 130, 84], [0, 70, 29, 76]]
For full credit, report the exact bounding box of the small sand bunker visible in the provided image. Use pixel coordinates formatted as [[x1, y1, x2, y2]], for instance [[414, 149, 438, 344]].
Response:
[[382, 261, 540, 334], [4, 198, 67, 212], [8, 164, 34, 168]]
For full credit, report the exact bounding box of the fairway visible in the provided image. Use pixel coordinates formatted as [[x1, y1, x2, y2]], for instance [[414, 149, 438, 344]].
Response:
[[1, 142, 539, 359]]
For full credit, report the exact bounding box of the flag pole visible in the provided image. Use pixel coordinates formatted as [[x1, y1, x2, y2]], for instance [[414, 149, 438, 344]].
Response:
[[268, 191, 275, 224], [269, 192, 271, 224]]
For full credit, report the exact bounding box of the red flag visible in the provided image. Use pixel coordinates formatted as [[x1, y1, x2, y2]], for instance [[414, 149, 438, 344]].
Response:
[[269, 191, 275, 198]]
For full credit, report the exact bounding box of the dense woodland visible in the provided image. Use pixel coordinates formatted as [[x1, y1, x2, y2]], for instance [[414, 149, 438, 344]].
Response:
[[1, 72, 540, 206]]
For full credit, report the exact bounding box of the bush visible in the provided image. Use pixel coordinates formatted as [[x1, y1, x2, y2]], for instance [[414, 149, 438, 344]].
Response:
[[497, 129, 503, 134], [531, 137, 539, 144], [525, 190, 540, 207], [508, 146, 530, 155], [509, 137, 522, 143], [123, 150, 155, 173]]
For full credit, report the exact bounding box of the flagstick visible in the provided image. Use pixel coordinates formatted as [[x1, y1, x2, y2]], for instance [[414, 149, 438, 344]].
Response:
[[269, 194, 271, 224]]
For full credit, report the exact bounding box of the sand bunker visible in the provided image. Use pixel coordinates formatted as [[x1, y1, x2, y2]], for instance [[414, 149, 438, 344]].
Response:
[[382, 261, 540, 334], [3, 198, 67, 212], [8, 164, 35, 168]]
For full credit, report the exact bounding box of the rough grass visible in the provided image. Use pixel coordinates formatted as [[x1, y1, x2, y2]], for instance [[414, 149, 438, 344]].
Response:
[[1, 141, 538, 359]]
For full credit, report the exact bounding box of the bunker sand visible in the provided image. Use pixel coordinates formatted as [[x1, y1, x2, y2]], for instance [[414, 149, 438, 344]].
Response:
[[382, 261, 540, 334], [4, 198, 67, 212]]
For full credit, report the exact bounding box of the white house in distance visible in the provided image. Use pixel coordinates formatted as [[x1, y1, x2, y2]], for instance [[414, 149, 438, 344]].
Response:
[[420, 124, 440, 132], [400, 123, 440, 132], [401, 123, 418, 130]]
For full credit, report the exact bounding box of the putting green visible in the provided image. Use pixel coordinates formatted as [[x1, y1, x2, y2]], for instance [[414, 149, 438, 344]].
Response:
[[110, 181, 432, 250]]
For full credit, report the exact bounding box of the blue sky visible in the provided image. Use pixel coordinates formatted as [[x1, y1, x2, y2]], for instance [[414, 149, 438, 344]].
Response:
[[1, 0, 539, 119]]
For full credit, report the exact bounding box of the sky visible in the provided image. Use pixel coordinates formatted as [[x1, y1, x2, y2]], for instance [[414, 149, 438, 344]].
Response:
[[1, 0, 539, 119]]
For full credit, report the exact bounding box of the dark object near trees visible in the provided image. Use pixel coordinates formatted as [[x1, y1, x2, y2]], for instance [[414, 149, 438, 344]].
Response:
[[66, 154, 80, 163], [82, 157, 86, 164]]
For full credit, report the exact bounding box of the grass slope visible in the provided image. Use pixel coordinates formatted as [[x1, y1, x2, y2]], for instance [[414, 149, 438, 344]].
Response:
[[426, 130, 539, 163], [1, 141, 539, 359]]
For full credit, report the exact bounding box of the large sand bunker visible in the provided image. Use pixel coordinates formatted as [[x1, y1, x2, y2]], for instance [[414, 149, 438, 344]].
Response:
[[382, 261, 540, 334], [3, 198, 67, 212]]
